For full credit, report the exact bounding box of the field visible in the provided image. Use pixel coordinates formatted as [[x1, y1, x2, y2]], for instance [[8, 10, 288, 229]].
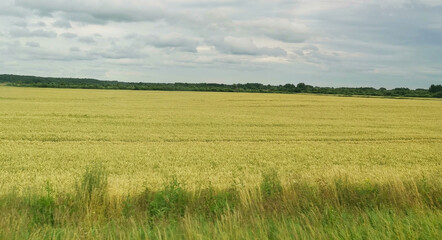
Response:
[[0, 86, 441, 239]]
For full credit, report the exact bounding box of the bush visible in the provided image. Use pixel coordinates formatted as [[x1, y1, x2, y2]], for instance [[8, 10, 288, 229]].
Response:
[[148, 178, 188, 218], [433, 91, 442, 98]]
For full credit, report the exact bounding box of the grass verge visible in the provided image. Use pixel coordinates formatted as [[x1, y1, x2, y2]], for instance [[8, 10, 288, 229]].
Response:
[[0, 166, 441, 239]]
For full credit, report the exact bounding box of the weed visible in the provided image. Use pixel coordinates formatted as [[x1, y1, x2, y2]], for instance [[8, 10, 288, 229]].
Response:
[[26, 182, 55, 226], [261, 170, 283, 199], [148, 178, 188, 218]]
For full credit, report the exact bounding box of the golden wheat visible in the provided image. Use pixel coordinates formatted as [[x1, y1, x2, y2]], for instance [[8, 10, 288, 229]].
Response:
[[0, 86, 441, 194]]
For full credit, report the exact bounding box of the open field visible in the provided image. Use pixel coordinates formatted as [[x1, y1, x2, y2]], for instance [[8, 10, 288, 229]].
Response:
[[0, 86, 441, 239], [1, 86, 441, 192]]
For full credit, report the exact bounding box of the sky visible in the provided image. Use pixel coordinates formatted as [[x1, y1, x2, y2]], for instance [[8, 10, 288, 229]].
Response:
[[1, 0, 441, 88]]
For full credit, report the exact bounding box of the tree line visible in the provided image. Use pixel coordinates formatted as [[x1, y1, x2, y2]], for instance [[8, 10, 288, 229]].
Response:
[[1, 74, 441, 98]]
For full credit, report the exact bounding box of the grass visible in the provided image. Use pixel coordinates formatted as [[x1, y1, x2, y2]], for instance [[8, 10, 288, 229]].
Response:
[[0, 166, 441, 239], [0, 86, 441, 238]]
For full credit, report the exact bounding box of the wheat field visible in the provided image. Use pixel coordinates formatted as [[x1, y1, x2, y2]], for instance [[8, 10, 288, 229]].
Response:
[[0, 86, 441, 239], [1, 86, 441, 193]]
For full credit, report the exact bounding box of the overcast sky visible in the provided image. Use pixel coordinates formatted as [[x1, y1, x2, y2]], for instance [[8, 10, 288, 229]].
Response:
[[1, 0, 441, 88]]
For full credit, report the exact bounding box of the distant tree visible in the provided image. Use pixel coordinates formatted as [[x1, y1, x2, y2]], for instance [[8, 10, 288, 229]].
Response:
[[282, 84, 297, 92], [0, 74, 437, 98], [429, 84, 442, 93], [297, 83, 306, 90]]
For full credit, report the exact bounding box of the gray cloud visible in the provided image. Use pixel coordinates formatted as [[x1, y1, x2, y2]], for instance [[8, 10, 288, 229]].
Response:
[[294, 45, 340, 65], [25, 41, 40, 48], [240, 19, 309, 43], [60, 32, 78, 39], [0, 39, 94, 62], [36, 22, 46, 27], [53, 20, 72, 28], [10, 28, 57, 38], [78, 36, 96, 44], [0, 0, 440, 88], [15, 0, 164, 23], [209, 36, 287, 57], [13, 21, 27, 27], [142, 35, 200, 52], [0, 3, 28, 17], [305, 1, 442, 47], [90, 44, 148, 59]]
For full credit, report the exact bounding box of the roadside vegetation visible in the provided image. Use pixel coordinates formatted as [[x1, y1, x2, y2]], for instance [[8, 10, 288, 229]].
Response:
[[1, 166, 441, 239]]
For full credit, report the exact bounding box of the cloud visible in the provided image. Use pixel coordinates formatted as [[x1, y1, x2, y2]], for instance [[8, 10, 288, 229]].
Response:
[[294, 45, 340, 65], [10, 28, 57, 38], [209, 36, 287, 57], [36, 22, 46, 27], [90, 45, 148, 59], [240, 19, 309, 43], [303, 1, 442, 46], [25, 41, 40, 48], [0, 0, 440, 88], [0, 3, 28, 17], [0, 40, 95, 62], [15, 0, 164, 23], [53, 20, 72, 28], [142, 34, 200, 52], [60, 32, 78, 39], [13, 21, 27, 27], [78, 36, 96, 44]]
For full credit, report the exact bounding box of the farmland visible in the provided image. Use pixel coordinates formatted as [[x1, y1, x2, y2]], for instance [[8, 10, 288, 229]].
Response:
[[0, 86, 441, 239]]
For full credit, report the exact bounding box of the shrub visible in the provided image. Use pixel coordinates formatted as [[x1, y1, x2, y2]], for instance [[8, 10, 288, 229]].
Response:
[[261, 170, 283, 199], [148, 178, 188, 218]]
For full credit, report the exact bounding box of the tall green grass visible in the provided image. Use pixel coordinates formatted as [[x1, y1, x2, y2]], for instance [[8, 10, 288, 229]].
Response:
[[0, 166, 440, 239]]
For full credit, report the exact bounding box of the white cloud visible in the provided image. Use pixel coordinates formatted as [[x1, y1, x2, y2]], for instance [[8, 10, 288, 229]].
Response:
[[209, 36, 287, 57]]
